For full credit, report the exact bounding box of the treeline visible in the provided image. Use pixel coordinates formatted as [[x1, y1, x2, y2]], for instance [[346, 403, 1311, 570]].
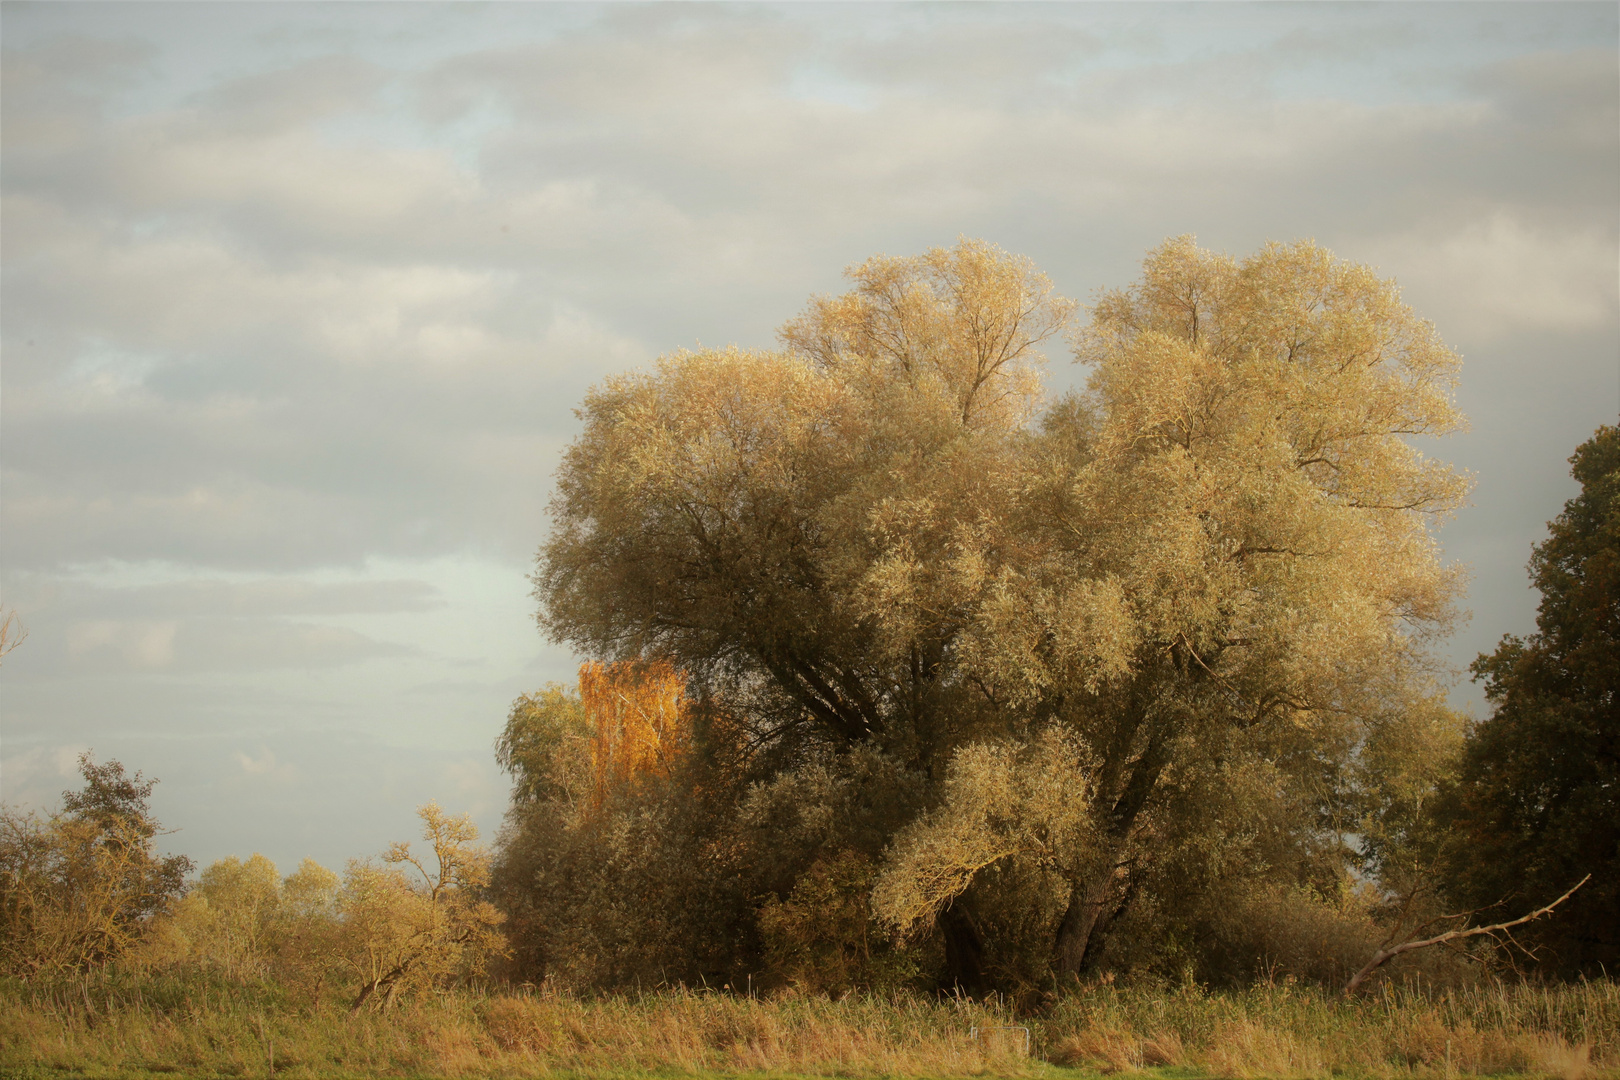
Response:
[[0, 238, 1614, 1018], [0, 760, 502, 1011]]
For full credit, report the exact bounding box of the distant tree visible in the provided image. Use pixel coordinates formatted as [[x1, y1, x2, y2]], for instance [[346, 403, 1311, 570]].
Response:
[[273, 858, 344, 1004], [0, 754, 192, 976], [135, 853, 347, 1004], [1440, 425, 1619, 975], [181, 853, 283, 981]]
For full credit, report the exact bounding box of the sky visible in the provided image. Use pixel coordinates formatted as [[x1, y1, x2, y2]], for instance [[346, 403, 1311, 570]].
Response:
[[2, 1, 1616, 877]]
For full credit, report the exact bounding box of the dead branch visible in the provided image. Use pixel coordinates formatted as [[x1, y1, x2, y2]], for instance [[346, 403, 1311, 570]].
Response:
[[1344, 874, 1591, 996], [0, 608, 25, 664]]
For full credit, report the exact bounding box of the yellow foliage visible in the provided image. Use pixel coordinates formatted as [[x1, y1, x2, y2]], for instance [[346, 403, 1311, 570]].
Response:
[[781, 236, 1075, 428], [578, 659, 689, 803], [1, 813, 165, 976], [128, 853, 346, 1004], [532, 235, 1473, 988], [342, 802, 506, 1012], [166, 854, 282, 981], [758, 851, 880, 993], [0, 757, 191, 977]]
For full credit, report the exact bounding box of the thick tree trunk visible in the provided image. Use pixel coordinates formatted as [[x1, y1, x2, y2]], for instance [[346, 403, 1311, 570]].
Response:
[[350, 979, 379, 1015], [1052, 860, 1141, 978], [1052, 706, 1172, 979], [350, 963, 406, 1015], [1052, 876, 1109, 977]]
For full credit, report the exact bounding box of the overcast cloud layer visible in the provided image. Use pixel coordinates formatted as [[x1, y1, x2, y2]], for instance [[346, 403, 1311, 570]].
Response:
[[3, 2, 1617, 875]]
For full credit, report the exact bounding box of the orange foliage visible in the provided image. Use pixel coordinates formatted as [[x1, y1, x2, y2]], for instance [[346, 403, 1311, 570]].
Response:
[[578, 660, 688, 803]]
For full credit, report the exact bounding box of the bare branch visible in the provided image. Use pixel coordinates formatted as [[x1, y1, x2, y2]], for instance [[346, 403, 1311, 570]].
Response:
[[1343, 875, 1591, 996], [0, 608, 26, 665]]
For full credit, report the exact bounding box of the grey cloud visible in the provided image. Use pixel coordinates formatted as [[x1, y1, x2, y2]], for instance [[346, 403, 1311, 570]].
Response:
[[3, 183, 633, 570], [1430, 48, 1620, 217], [1473, 47, 1619, 138], [2, 574, 427, 675], [4, 612, 407, 676], [60, 617, 409, 673], [0, 3, 1614, 871], [847, 22, 1105, 90], [2, 442, 561, 571], [33, 578, 443, 619], [5, 9, 1612, 582], [437, 18, 1613, 246], [0, 33, 153, 111], [196, 54, 385, 136]]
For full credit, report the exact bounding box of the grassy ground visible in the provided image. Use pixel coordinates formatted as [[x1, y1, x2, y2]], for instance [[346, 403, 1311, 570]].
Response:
[[1, 976, 1615, 1078]]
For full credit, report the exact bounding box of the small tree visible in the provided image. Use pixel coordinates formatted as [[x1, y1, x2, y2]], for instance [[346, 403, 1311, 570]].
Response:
[[341, 802, 506, 1012], [272, 858, 344, 1005], [176, 854, 283, 981], [0, 755, 192, 977], [135, 854, 346, 1004]]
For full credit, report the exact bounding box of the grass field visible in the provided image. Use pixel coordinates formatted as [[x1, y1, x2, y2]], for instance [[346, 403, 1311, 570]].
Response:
[[2, 975, 1615, 1079]]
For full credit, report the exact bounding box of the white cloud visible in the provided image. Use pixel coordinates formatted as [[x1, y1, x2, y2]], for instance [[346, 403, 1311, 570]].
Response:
[[0, 744, 89, 807], [234, 747, 297, 784], [1361, 213, 1619, 345], [67, 618, 178, 669]]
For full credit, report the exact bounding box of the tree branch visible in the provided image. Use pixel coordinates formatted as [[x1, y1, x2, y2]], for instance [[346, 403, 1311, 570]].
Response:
[[1343, 875, 1591, 996]]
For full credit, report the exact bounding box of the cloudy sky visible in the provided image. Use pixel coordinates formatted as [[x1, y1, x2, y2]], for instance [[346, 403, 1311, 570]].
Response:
[[2, 2, 1616, 876]]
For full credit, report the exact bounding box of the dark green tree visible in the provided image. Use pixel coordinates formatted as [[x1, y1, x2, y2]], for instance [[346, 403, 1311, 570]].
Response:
[[1446, 425, 1619, 975]]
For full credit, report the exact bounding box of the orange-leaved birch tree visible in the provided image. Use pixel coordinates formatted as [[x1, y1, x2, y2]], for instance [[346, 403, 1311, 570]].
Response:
[[579, 660, 689, 804]]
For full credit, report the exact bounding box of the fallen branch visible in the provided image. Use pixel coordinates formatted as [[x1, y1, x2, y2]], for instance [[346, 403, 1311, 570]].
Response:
[[1343, 874, 1591, 997]]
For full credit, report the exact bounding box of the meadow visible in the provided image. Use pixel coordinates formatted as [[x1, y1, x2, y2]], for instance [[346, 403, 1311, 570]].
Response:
[[3, 975, 1615, 1079]]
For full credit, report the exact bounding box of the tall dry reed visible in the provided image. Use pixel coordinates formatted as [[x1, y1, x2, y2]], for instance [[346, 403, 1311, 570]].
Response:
[[2, 973, 1615, 1078], [1043, 979, 1619, 1078]]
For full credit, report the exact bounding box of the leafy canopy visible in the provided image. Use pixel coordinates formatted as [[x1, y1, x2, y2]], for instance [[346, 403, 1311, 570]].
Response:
[[523, 236, 1469, 990]]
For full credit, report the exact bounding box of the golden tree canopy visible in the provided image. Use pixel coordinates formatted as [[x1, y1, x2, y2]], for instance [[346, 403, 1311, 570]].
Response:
[[530, 236, 1469, 984]]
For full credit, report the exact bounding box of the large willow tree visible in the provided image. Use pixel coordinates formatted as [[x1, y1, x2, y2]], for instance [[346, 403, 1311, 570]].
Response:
[[532, 237, 1467, 989]]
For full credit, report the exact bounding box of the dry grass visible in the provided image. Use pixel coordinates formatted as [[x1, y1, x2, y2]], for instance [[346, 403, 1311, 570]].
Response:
[[1042, 979, 1618, 1078], [1, 974, 1616, 1078], [0, 978, 1035, 1079]]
